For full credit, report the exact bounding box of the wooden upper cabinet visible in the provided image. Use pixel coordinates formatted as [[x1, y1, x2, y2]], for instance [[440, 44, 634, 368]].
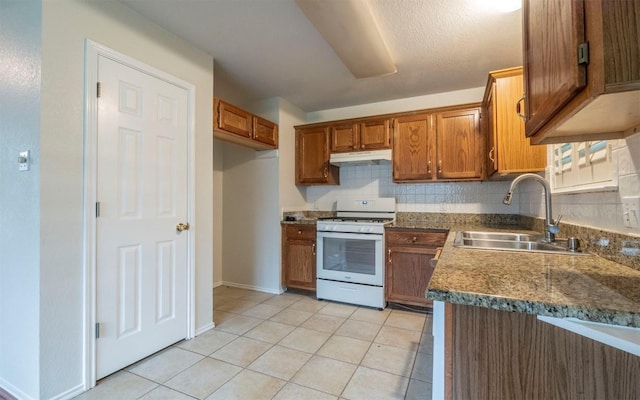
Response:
[[523, 0, 587, 139], [215, 98, 252, 138], [330, 123, 359, 152], [295, 126, 339, 185], [484, 67, 546, 176], [330, 118, 391, 152], [392, 113, 433, 182], [435, 108, 483, 180], [359, 118, 391, 150], [213, 98, 278, 150], [523, 0, 640, 144], [253, 115, 278, 147]]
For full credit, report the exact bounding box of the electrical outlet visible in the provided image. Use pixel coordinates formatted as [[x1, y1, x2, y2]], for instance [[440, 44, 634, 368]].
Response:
[[622, 196, 640, 228]]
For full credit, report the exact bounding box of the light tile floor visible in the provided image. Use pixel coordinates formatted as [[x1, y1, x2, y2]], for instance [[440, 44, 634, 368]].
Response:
[[74, 286, 434, 400]]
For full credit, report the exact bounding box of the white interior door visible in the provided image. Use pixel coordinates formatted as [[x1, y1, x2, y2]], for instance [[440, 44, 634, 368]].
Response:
[[96, 55, 189, 379]]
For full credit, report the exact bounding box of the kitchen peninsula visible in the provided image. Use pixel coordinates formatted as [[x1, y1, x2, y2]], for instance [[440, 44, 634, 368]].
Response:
[[427, 230, 640, 400]]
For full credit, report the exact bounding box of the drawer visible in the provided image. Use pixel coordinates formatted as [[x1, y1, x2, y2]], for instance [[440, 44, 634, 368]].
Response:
[[386, 228, 448, 247], [284, 224, 316, 240]]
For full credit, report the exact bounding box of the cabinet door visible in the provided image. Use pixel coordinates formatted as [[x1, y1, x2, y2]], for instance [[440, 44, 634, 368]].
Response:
[[282, 225, 316, 290], [253, 115, 278, 147], [523, 0, 587, 137], [392, 113, 433, 182], [436, 108, 482, 179], [386, 246, 436, 306], [215, 99, 253, 138], [486, 82, 498, 176], [284, 239, 316, 289], [330, 123, 358, 153], [360, 118, 391, 150], [495, 74, 546, 173], [296, 127, 338, 185]]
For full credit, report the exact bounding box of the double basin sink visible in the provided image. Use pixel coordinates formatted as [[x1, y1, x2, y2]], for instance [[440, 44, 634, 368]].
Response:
[[453, 231, 588, 255]]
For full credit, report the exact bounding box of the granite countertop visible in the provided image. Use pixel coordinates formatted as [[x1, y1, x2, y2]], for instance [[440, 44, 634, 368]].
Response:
[[427, 230, 640, 328]]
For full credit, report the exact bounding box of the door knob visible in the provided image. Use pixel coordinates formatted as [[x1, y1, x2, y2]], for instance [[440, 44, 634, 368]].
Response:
[[176, 222, 190, 232]]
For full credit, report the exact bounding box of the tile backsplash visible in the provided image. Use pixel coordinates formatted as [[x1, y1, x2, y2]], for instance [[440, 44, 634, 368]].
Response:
[[306, 164, 517, 214]]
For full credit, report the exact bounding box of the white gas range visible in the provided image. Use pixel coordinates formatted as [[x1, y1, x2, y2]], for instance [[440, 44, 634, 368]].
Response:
[[316, 198, 396, 309]]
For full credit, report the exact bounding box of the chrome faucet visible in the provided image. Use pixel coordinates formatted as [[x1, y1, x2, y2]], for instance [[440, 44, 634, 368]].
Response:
[[503, 173, 561, 242]]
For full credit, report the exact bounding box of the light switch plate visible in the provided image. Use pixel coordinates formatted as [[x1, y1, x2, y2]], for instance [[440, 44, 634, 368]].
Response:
[[19, 150, 30, 171], [622, 196, 640, 228]]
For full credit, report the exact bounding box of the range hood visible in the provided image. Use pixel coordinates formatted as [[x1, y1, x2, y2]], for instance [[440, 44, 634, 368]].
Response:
[[329, 149, 392, 166]]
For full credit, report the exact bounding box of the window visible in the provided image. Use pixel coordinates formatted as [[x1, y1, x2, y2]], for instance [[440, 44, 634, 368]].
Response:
[[551, 140, 617, 193]]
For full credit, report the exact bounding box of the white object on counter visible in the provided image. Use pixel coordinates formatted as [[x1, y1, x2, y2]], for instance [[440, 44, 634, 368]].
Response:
[[537, 316, 640, 356]]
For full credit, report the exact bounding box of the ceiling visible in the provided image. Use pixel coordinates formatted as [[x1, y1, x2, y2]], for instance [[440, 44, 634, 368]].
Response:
[[120, 0, 523, 112]]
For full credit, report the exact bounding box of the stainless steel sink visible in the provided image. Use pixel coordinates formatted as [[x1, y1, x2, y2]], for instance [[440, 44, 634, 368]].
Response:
[[459, 231, 541, 242], [453, 231, 589, 255]]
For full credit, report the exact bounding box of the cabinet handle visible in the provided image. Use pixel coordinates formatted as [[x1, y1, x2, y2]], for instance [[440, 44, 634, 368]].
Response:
[[312, 243, 316, 256], [489, 147, 495, 163], [516, 95, 526, 121], [437, 160, 442, 174], [430, 247, 443, 269], [388, 248, 392, 263], [298, 229, 302, 234], [427, 160, 432, 175], [323, 166, 328, 178], [412, 236, 417, 243]]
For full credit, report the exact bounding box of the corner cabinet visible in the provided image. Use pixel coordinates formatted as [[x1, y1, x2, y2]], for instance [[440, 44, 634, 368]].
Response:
[[484, 67, 546, 176], [523, 0, 640, 144], [385, 228, 447, 307], [295, 126, 339, 185], [213, 98, 278, 150], [281, 224, 316, 290], [392, 104, 484, 183]]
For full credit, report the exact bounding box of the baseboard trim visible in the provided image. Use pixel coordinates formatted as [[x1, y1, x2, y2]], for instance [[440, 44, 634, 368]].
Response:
[[0, 378, 33, 400], [218, 281, 283, 295], [48, 383, 85, 400], [195, 322, 215, 336]]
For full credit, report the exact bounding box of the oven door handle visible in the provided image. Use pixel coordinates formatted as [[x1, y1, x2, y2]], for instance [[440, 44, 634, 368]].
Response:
[[317, 231, 383, 241]]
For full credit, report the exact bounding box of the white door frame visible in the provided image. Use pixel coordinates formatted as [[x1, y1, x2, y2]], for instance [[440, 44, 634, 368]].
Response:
[[82, 39, 196, 389]]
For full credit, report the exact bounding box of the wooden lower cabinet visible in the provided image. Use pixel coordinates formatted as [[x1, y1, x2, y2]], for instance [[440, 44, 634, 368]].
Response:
[[281, 224, 316, 290], [385, 228, 447, 306], [446, 303, 640, 399]]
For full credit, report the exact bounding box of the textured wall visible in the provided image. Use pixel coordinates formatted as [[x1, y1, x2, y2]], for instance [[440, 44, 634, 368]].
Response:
[[0, 1, 42, 398]]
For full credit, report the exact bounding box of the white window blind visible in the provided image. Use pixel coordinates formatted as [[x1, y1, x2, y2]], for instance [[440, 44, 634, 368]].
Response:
[[551, 140, 617, 193]]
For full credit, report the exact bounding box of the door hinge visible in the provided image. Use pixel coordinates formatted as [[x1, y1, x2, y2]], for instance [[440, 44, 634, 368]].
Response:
[[578, 42, 589, 65], [97, 81, 101, 98], [95, 322, 100, 339], [96, 201, 101, 217]]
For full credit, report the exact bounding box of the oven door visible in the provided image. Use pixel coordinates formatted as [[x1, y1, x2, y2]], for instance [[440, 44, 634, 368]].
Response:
[[316, 231, 384, 286]]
